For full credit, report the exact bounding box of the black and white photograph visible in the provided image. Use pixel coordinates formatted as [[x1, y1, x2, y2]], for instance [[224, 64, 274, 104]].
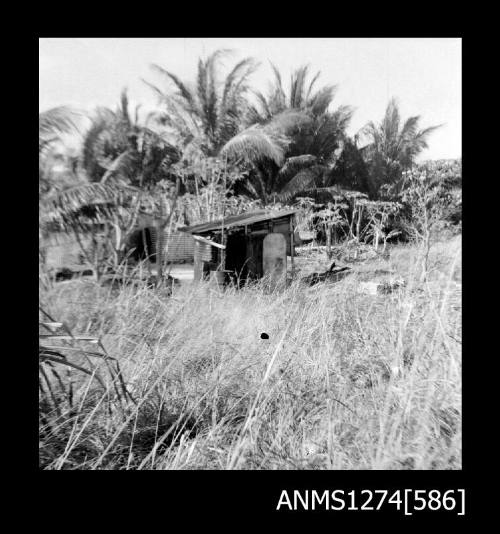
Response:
[[39, 37, 462, 473]]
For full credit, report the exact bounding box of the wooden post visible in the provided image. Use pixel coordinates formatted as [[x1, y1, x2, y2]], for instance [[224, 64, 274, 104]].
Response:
[[244, 225, 252, 280], [220, 155, 227, 271], [155, 200, 166, 287], [156, 177, 180, 287], [193, 240, 203, 282], [220, 229, 226, 270], [356, 203, 364, 241], [326, 221, 332, 259]]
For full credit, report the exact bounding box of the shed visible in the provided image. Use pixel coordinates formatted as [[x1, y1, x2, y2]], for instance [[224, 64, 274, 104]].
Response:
[[178, 209, 298, 283]]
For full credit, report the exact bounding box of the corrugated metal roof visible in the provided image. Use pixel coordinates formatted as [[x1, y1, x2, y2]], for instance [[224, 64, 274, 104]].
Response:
[[178, 209, 298, 235]]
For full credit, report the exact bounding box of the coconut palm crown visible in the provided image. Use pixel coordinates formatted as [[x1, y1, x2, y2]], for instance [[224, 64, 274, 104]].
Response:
[[225, 64, 354, 202], [361, 97, 442, 193], [144, 50, 264, 158]]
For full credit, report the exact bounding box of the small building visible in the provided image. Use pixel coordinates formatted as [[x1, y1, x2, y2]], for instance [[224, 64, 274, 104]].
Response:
[[178, 209, 299, 284], [41, 214, 197, 273]]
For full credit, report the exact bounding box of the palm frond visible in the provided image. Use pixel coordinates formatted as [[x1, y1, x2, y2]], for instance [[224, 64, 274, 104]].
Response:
[[220, 126, 285, 166], [279, 164, 325, 195], [81, 108, 121, 182], [277, 154, 318, 180], [330, 105, 354, 130], [381, 97, 401, 148], [119, 88, 132, 125], [265, 109, 313, 137], [141, 78, 169, 102], [40, 180, 137, 228], [306, 70, 322, 101], [270, 62, 285, 97], [39, 106, 80, 138], [253, 90, 273, 121], [290, 65, 309, 108], [100, 150, 137, 183], [39, 107, 80, 154], [399, 116, 420, 139], [246, 104, 266, 126], [39, 136, 59, 160], [220, 58, 257, 115], [403, 124, 443, 161], [415, 124, 443, 142], [309, 84, 337, 116], [150, 63, 197, 112]]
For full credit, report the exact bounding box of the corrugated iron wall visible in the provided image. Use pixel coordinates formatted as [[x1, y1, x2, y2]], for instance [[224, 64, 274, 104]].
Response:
[[149, 229, 195, 263], [41, 229, 195, 269]]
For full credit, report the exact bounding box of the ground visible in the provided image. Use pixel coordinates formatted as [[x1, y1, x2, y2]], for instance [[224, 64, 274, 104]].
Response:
[[39, 234, 461, 470]]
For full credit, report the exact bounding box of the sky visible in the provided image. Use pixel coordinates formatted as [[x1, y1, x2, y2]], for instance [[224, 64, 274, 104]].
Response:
[[39, 37, 461, 161]]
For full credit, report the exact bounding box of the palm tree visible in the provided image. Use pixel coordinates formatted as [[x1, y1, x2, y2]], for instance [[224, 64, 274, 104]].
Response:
[[39, 106, 80, 155], [40, 89, 180, 230], [247, 63, 339, 122], [144, 50, 288, 209], [144, 50, 264, 158], [81, 89, 181, 188], [39, 91, 182, 273], [361, 97, 441, 194], [223, 65, 354, 203]]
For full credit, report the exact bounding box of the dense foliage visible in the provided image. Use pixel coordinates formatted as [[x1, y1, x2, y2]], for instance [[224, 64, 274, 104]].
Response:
[[39, 50, 460, 272]]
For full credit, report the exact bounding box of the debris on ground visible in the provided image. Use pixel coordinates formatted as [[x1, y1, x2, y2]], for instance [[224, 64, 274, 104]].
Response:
[[301, 261, 352, 286], [54, 267, 94, 281], [100, 273, 180, 291], [357, 277, 406, 295]]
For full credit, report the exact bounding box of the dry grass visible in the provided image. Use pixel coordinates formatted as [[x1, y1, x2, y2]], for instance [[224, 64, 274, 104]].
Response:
[[39, 235, 461, 470]]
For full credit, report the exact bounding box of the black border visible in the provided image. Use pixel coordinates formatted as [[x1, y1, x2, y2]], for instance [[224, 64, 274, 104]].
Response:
[[28, 31, 476, 523]]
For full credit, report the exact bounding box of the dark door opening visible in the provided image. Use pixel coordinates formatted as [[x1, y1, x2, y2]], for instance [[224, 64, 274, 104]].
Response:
[[128, 227, 155, 262], [225, 232, 249, 284]]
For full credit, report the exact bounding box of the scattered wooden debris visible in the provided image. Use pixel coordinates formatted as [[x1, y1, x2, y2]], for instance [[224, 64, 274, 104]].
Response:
[[54, 267, 94, 281], [100, 272, 180, 291], [301, 261, 352, 286]]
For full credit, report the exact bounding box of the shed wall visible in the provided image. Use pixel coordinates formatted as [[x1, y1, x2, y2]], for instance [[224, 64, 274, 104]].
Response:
[[149, 229, 195, 262]]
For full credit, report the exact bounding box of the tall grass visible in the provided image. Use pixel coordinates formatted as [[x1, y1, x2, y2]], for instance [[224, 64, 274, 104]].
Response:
[[39, 236, 461, 470]]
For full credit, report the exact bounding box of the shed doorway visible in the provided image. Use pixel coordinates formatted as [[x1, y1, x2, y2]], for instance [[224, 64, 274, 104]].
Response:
[[128, 228, 155, 262], [225, 233, 248, 283]]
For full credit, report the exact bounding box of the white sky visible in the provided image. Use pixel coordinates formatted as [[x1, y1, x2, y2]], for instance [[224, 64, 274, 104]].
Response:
[[39, 37, 461, 161]]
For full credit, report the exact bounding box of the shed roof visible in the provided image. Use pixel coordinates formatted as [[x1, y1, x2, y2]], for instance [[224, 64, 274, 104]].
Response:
[[178, 209, 298, 235]]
